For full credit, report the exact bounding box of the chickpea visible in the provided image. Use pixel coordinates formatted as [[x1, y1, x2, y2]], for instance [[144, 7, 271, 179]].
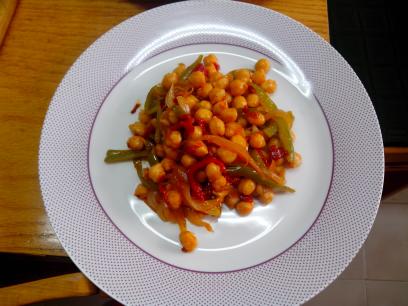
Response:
[[189, 71, 206, 88], [162, 72, 178, 90], [167, 190, 182, 209], [261, 79, 277, 93], [213, 176, 227, 191], [184, 95, 198, 109], [186, 140, 208, 157], [235, 69, 251, 82], [129, 122, 146, 136], [238, 179, 256, 195], [232, 96, 247, 109], [173, 63, 186, 76], [208, 88, 226, 104], [168, 110, 178, 124], [161, 158, 175, 171], [212, 101, 228, 115], [276, 158, 284, 166], [209, 116, 225, 136], [138, 110, 151, 124], [194, 143, 210, 157], [209, 71, 223, 82], [236, 201, 254, 216], [249, 133, 266, 149], [225, 190, 240, 209], [287, 152, 302, 168], [203, 54, 218, 66], [217, 147, 237, 164], [155, 144, 165, 157], [127, 135, 145, 151], [254, 184, 264, 197], [190, 126, 203, 140], [194, 108, 213, 122], [247, 93, 260, 107], [205, 64, 217, 76], [179, 231, 197, 252], [247, 111, 266, 126], [226, 73, 234, 82], [134, 184, 148, 199], [275, 166, 285, 177], [148, 163, 166, 183], [198, 100, 212, 110], [196, 170, 207, 183], [214, 77, 229, 89], [163, 145, 178, 160], [225, 122, 244, 137], [260, 190, 274, 204], [181, 154, 196, 167], [166, 130, 182, 149], [206, 162, 222, 181], [252, 69, 266, 85], [197, 83, 213, 99], [219, 108, 238, 123], [229, 79, 248, 96], [231, 134, 247, 148], [255, 58, 271, 73]]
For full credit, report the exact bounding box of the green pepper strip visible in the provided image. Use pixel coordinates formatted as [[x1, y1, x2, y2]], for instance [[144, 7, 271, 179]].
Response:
[[154, 105, 162, 143], [146, 102, 159, 115], [134, 160, 158, 190], [275, 117, 294, 162], [252, 84, 277, 112], [147, 151, 159, 166], [143, 140, 158, 165], [179, 55, 203, 81], [262, 122, 277, 137], [104, 150, 148, 163], [226, 166, 294, 193], [172, 105, 188, 116], [144, 85, 159, 112]]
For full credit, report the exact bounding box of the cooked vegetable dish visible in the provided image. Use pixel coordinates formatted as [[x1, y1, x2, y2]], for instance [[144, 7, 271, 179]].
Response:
[[105, 54, 301, 252]]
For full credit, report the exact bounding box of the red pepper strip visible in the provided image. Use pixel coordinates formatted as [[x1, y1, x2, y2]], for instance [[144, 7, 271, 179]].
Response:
[[159, 183, 169, 205], [214, 62, 220, 71], [240, 194, 253, 202], [186, 156, 226, 200], [193, 63, 205, 72], [195, 118, 208, 134], [172, 114, 194, 136], [256, 149, 269, 166], [270, 145, 287, 161], [130, 101, 141, 114]]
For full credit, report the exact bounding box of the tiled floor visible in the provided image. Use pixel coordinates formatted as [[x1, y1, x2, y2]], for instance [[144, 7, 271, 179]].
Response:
[[305, 187, 408, 306]]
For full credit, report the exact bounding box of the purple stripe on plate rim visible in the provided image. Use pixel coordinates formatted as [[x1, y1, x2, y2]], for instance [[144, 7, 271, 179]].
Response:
[[86, 43, 335, 274]]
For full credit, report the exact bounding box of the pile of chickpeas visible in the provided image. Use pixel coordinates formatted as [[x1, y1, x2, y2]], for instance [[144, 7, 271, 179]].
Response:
[[127, 54, 301, 251]]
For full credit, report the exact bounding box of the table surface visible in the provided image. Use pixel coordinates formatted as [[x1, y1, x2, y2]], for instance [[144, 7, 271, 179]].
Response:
[[0, 0, 329, 257]]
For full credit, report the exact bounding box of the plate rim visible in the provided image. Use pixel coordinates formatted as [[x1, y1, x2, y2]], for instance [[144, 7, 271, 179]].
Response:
[[39, 1, 384, 304]]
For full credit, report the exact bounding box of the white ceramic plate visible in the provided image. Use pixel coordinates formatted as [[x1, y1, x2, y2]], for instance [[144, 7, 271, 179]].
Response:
[[39, 1, 383, 305]]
